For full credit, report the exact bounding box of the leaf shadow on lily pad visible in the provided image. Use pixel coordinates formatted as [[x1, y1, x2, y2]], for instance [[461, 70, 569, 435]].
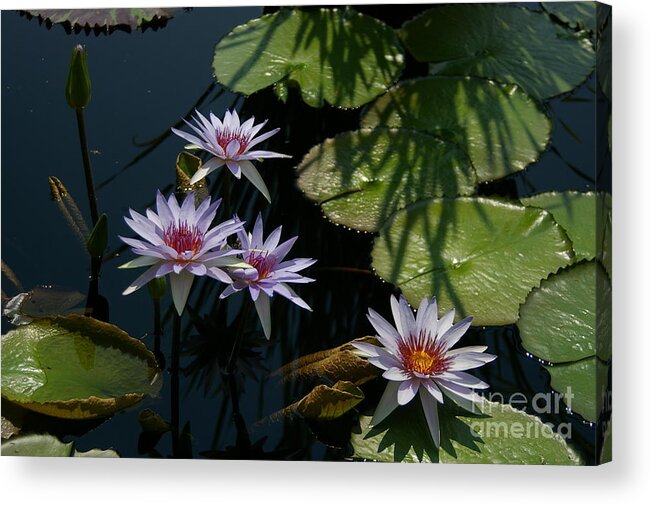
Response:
[[213, 7, 404, 108], [354, 399, 487, 463]]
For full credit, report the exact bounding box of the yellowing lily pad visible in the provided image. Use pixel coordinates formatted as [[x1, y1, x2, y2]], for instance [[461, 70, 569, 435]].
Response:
[[372, 197, 574, 325], [296, 128, 476, 231], [362, 77, 551, 183], [212, 8, 404, 108], [1, 315, 162, 419]]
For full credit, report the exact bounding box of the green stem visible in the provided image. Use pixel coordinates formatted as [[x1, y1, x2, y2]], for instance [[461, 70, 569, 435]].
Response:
[[171, 312, 181, 458], [75, 108, 99, 226], [153, 297, 165, 369]]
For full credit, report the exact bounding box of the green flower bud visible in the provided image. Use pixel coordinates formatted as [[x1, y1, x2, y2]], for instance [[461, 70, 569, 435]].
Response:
[[86, 213, 108, 257], [65, 44, 91, 109]]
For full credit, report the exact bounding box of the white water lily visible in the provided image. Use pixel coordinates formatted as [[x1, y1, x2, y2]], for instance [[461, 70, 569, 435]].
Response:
[[353, 295, 496, 447], [171, 109, 290, 202], [119, 191, 245, 315]]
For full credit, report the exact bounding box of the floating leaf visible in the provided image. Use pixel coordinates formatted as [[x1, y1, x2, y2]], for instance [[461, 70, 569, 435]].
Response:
[[596, 10, 611, 101], [521, 192, 599, 262], [541, 2, 597, 32], [518, 260, 610, 422], [25, 9, 174, 32], [351, 399, 580, 464], [296, 128, 476, 231], [212, 8, 404, 108], [362, 77, 550, 182], [545, 357, 608, 424], [1, 315, 162, 419], [276, 381, 364, 421], [1, 433, 118, 457], [400, 4, 594, 100], [518, 261, 609, 362], [273, 337, 381, 386], [372, 197, 573, 325]]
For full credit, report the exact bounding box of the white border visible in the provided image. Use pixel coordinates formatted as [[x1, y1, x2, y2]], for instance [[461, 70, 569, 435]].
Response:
[[2, 0, 651, 503]]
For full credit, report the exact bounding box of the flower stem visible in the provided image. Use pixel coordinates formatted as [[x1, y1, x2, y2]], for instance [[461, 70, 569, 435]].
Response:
[[223, 171, 232, 218], [84, 255, 101, 317], [225, 300, 252, 450], [153, 297, 165, 369], [74, 108, 99, 226], [171, 311, 181, 458]]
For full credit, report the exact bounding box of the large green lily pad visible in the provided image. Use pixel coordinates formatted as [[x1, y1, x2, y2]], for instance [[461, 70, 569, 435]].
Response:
[[545, 357, 608, 423], [351, 398, 580, 464], [296, 128, 476, 231], [541, 2, 597, 32], [1, 315, 162, 419], [212, 8, 404, 108], [518, 260, 610, 363], [362, 77, 550, 182], [372, 197, 573, 325], [521, 192, 598, 262], [518, 260, 610, 423], [1, 433, 118, 457], [400, 4, 595, 100]]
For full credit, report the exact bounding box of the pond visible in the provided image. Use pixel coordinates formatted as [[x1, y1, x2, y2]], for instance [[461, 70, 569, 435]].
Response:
[[1, 4, 611, 464]]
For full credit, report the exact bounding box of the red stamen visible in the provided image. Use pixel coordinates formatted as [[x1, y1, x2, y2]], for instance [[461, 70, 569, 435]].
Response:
[[216, 126, 251, 155], [397, 330, 451, 376], [246, 251, 275, 279], [163, 221, 204, 256]]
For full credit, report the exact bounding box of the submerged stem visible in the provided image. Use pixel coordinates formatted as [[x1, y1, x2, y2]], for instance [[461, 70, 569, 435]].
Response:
[[171, 311, 181, 458]]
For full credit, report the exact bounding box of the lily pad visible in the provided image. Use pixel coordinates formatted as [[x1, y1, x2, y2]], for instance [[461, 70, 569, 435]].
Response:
[[545, 357, 608, 423], [212, 8, 404, 108], [541, 2, 597, 32], [362, 77, 551, 182], [518, 260, 610, 423], [518, 260, 610, 363], [372, 197, 574, 325], [296, 128, 476, 231], [597, 10, 611, 101], [1, 315, 162, 419], [400, 4, 594, 100], [25, 9, 174, 32], [351, 399, 580, 464], [521, 192, 598, 262], [1, 433, 118, 457]]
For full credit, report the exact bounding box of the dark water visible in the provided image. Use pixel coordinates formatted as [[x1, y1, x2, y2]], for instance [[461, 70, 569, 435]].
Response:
[[1, 5, 607, 461]]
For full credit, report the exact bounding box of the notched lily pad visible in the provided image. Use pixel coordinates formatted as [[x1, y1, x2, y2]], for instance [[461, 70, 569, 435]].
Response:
[[362, 77, 551, 183], [521, 191, 599, 262], [296, 128, 476, 232], [351, 399, 580, 464], [372, 197, 574, 325], [23, 9, 175, 34], [1, 433, 119, 457], [518, 260, 611, 423], [213, 8, 405, 108], [1, 315, 162, 419], [541, 2, 597, 32], [400, 4, 595, 100]]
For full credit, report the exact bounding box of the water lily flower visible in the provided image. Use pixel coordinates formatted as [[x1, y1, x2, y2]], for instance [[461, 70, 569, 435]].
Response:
[[353, 295, 496, 447], [119, 191, 246, 315], [220, 214, 316, 339], [171, 109, 290, 203]]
